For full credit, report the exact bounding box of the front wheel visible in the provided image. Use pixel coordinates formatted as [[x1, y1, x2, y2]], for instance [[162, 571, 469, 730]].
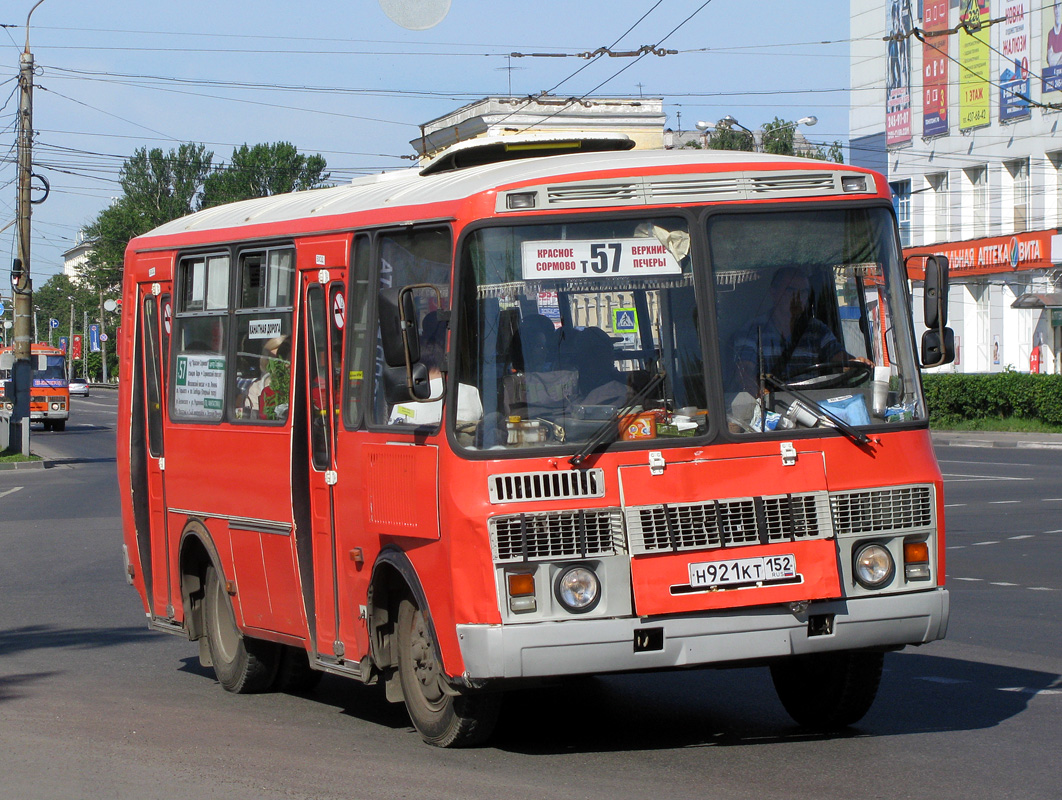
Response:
[[396, 597, 500, 747], [203, 565, 279, 693], [770, 650, 884, 730]]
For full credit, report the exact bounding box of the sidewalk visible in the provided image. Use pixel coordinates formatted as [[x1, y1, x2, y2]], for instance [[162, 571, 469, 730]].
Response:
[[931, 429, 1062, 450]]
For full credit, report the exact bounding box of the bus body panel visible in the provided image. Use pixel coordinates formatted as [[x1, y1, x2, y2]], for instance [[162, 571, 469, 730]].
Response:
[[114, 149, 946, 734]]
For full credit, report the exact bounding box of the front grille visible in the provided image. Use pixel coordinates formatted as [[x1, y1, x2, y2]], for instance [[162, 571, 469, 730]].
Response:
[[490, 508, 624, 562], [488, 469, 605, 504], [626, 492, 832, 554], [830, 485, 934, 534]]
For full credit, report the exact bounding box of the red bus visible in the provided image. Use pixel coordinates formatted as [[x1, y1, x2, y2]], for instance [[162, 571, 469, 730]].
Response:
[[117, 136, 953, 746], [1, 343, 70, 430]]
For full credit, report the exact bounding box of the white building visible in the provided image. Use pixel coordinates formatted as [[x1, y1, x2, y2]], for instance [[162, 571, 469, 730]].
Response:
[[850, 0, 1062, 374], [61, 231, 93, 284]]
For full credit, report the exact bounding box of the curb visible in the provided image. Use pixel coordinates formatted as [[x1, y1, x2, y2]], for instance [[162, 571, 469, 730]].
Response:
[[0, 459, 46, 470], [931, 436, 1062, 450]]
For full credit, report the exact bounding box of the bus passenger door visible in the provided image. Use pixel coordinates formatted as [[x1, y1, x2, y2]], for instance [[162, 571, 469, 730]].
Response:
[[299, 275, 347, 660], [137, 284, 172, 620]]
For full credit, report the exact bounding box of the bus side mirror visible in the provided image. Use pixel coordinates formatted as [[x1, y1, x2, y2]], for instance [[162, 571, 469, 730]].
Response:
[[921, 255, 955, 367], [379, 287, 421, 368], [381, 363, 432, 403]]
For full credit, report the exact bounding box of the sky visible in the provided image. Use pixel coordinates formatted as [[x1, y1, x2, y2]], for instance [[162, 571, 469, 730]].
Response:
[[1, 0, 852, 283]]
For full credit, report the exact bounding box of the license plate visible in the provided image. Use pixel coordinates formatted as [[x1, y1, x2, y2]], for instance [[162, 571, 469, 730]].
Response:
[[688, 554, 797, 589]]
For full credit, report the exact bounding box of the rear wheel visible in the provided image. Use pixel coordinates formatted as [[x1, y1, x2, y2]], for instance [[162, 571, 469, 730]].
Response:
[[770, 650, 884, 730], [52, 420, 65, 432], [203, 565, 279, 693], [397, 597, 500, 747]]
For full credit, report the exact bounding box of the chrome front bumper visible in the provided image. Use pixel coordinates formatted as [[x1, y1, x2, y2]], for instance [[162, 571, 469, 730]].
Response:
[[456, 588, 949, 680]]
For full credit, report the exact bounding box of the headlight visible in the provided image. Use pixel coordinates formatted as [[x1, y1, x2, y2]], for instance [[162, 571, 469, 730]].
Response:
[[554, 565, 601, 613], [51, 402, 60, 411], [853, 543, 894, 589]]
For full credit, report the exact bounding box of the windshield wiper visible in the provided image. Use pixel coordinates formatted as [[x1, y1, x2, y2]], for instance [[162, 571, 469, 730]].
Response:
[[569, 370, 666, 468], [763, 374, 875, 448]]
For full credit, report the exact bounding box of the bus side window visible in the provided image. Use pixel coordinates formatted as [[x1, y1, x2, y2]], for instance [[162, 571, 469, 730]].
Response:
[[231, 248, 295, 423], [344, 234, 372, 428], [370, 227, 452, 427], [171, 253, 229, 422]]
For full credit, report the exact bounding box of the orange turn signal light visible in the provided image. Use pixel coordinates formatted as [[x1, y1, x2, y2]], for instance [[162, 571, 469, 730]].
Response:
[[507, 573, 535, 597], [904, 541, 930, 563]]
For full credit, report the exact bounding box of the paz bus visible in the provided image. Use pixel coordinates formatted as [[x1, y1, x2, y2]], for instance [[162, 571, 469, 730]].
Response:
[[1, 343, 70, 430], [117, 134, 954, 747]]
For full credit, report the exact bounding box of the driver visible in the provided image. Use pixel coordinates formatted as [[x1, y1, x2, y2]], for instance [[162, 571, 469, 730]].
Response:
[[732, 266, 867, 393]]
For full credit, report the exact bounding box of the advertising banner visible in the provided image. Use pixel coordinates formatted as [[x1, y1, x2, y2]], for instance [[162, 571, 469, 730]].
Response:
[[59, 336, 68, 354], [959, 0, 991, 130], [89, 323, 101, 353], [1043, 2, 1062, 100], [903, 229, 1054, 278], [922, 0, 950, 137], [999, 1, 1030, 121], [886, 0, 914, 146], [72, 334, 82, 360]]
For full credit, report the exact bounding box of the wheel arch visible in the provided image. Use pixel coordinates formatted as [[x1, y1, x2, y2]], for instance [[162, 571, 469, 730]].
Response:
[[177, 517, 227, 644]]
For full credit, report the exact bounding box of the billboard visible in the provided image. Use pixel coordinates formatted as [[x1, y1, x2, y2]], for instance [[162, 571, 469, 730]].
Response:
[[959, 0, 991, 131], [886, 0, 914, 146], [999, 2, 1030, 122], [1043, 2, 1062, 102], [922, 0, 950, 137]]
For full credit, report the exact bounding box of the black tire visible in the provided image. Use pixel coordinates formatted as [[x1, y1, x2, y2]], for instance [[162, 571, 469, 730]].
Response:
[[203, 565, 279, 693], [770, 650, 884, 731], [53, 420, 65, 432], [397, 597, 500, 747], [42, 420, 52, 431], [273, 645, 323, 693]]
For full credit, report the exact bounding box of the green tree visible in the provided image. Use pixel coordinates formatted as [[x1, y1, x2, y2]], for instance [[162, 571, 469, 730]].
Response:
[[202, 142, 329, 208], [82, 143, 214, 292], [706, 118, 755, 152], [761, 116, 798, 156]]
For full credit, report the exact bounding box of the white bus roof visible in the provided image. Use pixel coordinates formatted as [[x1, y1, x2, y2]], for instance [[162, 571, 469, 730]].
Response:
[[138, 149, 875, 242]]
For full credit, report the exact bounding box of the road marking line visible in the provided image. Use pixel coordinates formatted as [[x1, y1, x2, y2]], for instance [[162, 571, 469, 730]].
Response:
[[952, 577, 983, 582], [917, 676, 971, 685], [990, 582, 1019, 587], [1008, 535, 1035, 540], [1028, 587, 1056, 592], [999, 687, 1062, 696], [0, 487, 24, 500], [973, 541, 1000, 546], [1043, 498, 1062, 502], [946, 545, 966, 550], [945, 503, 966, 508], [989, 500, 1021, 504], [937, 459, 1037, 467], [942, 474, 1031, 482]]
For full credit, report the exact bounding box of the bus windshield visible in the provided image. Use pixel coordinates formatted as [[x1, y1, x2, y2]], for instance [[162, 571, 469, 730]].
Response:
[[710, 206, 924, 435], [455, 206, 923, 451], [456, 216, 703, 450], [37, 355, 67, 382]]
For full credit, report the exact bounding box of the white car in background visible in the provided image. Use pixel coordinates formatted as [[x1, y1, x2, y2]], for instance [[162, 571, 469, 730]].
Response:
[[68, 378, 89, 397]]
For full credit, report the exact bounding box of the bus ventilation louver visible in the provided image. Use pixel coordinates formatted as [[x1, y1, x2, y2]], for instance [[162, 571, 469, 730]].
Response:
[[545, 183, 641, 206], [490, 508, 625, 562], [626, 492, 833, 555], [488, 469, 606, 504], [749, 173, 835, 194], [829, 485, 934, 535]]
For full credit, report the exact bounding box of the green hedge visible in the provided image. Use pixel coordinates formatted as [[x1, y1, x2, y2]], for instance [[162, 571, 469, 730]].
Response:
[[922, 372, 1062, 426]]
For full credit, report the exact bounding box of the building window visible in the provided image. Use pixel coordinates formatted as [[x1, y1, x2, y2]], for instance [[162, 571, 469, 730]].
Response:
[[1007, 158, 1030, 232], [890, 180, 911, 246], [965, 165, 988, 238], [928, 172, 949, 243]]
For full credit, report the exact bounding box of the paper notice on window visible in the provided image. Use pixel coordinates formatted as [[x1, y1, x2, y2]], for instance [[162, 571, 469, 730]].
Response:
[[174, 354, 225, 419], [521, 239, 682, 280], [247, 319, 283, 340]]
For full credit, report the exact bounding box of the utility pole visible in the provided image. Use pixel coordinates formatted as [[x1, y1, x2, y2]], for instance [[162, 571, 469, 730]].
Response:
[[10, 0, 49, 454]]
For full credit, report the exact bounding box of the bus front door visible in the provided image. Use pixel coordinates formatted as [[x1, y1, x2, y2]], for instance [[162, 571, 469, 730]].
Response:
[[299, 276, 349, 662], [135, 284, 173, 620]]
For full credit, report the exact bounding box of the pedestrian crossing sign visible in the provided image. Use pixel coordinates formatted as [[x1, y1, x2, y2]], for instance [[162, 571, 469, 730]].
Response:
[[612, 307, 638, 334]]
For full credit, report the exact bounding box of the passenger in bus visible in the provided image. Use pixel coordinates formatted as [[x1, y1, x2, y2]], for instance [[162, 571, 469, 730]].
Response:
[[574, 327, 629, 407], [389, 312, 482, 426], [732, 267, 865, 391], [502, 314, 577, 418], [245, 335, 291, 421]]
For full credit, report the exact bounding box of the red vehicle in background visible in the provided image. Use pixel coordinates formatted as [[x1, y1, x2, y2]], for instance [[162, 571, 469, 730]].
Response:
[[117, 135, 955, 746], [0, 343, 70, 431]]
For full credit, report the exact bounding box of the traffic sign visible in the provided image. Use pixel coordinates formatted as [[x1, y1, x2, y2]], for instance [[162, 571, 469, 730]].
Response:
[[50, 318, 59, 328], [0, 301, 5, 315]]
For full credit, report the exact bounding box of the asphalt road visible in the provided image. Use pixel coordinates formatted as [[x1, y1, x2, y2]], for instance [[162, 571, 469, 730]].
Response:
[[1, 394, 1059, 800]]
